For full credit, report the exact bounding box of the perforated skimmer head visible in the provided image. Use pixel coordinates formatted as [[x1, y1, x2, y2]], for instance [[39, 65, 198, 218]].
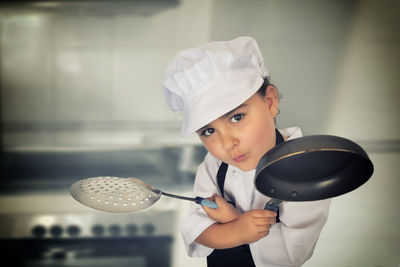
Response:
[[70, 176, 161, 213]]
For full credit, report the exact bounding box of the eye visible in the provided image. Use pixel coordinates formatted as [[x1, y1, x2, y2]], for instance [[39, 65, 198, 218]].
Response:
[[231, 113, 245, 123], [201, 128, 215, 137]]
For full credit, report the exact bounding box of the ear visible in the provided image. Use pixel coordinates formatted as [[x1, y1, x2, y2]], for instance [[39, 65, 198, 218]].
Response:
[[263, 85, 279, 117]]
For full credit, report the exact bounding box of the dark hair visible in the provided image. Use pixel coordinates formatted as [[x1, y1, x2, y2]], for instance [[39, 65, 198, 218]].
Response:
[[256, 77, 271, 97]]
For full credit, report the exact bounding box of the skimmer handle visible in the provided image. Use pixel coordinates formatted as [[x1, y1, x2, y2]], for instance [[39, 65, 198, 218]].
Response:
[[194, 197, 218, 209]]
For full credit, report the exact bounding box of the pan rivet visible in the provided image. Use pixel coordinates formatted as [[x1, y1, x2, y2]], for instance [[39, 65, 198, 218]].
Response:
[[270, 189, 275, 194], [291, 191, 297, 198]]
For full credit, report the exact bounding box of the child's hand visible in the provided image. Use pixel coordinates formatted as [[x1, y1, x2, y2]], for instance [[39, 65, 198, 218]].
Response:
[[202, 194, 241, 223], [232, 210, 277, 244]]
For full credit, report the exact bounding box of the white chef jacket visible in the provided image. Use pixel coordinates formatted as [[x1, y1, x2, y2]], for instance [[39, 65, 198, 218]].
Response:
[[180, 127, 331, 267]]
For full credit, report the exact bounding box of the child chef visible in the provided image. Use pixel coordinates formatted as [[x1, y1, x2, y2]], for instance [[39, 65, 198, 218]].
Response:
[[163, 36, 330, 267]]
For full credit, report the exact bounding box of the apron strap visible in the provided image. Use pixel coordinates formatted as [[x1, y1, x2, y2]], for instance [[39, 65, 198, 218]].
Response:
[[216, 161, 228, 198], [208, 162, 255, 267]]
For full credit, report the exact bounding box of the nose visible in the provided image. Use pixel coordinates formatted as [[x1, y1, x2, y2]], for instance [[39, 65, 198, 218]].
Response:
[[220, 130, 239, 151]]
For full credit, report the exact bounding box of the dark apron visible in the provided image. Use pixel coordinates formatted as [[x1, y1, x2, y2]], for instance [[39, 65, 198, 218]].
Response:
[[206, 129, 284, 267]]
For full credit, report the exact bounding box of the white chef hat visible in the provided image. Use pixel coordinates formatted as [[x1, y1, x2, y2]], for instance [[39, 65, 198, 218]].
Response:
[[163, 36, 270, 136]]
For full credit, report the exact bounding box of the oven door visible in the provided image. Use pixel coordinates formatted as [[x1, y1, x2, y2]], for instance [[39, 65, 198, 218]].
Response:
[[0, 236, 172, 267]]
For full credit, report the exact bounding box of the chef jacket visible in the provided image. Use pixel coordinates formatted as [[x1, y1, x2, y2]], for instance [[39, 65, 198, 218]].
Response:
[[180, 127, 331, 267]]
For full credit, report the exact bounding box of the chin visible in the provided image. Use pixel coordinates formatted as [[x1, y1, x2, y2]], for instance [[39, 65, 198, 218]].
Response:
[[234, 162, 257, 172]]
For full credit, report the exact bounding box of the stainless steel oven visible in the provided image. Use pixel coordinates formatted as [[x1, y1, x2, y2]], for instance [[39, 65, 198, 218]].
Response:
[[0, 145, 205, 267], [0, 211, 176, 267]]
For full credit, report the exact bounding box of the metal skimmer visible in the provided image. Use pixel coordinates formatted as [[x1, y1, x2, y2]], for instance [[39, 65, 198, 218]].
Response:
[[70, 176, 217, 213]]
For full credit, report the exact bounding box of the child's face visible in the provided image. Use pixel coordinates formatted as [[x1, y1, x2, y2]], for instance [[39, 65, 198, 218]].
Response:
[[197, 86, 279, 171]]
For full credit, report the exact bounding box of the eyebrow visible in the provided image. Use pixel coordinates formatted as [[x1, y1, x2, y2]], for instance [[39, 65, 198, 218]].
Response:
[[197, 104, 247, 132], [221, 103, 247, 119]]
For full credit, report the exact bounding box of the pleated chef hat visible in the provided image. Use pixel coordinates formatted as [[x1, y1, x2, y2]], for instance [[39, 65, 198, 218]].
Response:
[[163, 36, 270, 136]]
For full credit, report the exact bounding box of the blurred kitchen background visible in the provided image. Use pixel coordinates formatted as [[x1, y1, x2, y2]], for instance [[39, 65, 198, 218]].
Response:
[[0, 0, 398, 266]]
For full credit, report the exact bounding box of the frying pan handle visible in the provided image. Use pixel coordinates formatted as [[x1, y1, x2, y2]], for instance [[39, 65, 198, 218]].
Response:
[[264, 199, 283, 212], [194, 197, 218, 209]]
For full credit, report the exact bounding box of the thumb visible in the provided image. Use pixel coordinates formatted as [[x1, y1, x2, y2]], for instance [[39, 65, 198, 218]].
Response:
[[212, 195, 228, 207], [206, 194, 217, 201]]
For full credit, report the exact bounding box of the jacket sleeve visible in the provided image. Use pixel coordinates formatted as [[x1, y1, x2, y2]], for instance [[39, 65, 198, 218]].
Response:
[[251, 127, 331, 266], [179, 153, 221, 257], [251, 199, 331, 266]]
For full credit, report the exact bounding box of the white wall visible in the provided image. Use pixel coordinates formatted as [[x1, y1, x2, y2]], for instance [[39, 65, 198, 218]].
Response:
[[1, 0, 213, 148], [325, 1, 400, 141]]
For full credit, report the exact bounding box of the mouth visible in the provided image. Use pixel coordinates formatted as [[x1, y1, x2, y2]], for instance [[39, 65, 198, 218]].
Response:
[[233, 153, 247, 163]]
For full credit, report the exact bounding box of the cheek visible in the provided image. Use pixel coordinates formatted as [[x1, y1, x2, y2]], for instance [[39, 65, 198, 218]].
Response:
[[200, 138, 224, 158], [247, 115, 276, 153]]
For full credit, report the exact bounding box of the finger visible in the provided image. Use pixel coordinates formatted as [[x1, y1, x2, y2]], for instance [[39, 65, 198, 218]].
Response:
[[201, 202, 215, 212], [201, 204, 218, 217], [251, 209, 277, 218], [201, 204, 209, 213], [269, 217, 276, 224], [213, 195, 228, 206], [256, 228, 270, 237], [260, 223, 272, 232], [204, 193, 218, 202], [254, 217, 276, 226], [205, 193, 217, 200]]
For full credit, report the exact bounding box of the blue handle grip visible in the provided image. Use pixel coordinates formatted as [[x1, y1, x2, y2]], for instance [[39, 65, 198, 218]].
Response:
[[194, 197, 218, 209], [264, 198, 283, 211]]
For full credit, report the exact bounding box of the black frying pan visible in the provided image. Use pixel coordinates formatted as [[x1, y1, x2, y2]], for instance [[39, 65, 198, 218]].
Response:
[[255, 135, 374, 211]]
